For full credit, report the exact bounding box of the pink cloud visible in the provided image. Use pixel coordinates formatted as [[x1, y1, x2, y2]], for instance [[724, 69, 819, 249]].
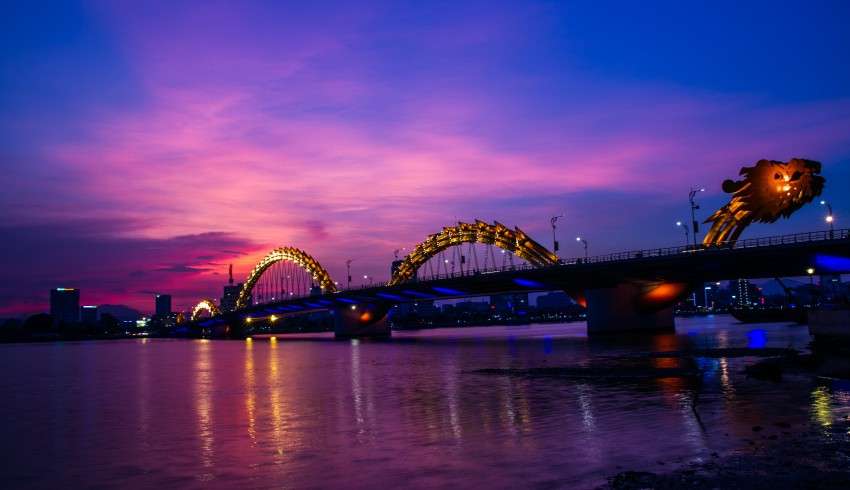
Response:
[[4, 2, 849, 314]]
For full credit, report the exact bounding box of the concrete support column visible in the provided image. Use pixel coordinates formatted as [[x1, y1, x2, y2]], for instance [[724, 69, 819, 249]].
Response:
[[334, 304, 390, 339], [585, 283, 675, 335]]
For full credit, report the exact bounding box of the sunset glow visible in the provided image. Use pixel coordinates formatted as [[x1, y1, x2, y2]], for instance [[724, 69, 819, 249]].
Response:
[[2, 1, 849, 315]]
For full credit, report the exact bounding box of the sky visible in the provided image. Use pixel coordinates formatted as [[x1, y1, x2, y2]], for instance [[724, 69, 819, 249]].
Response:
[[2, 0, 849, 316]]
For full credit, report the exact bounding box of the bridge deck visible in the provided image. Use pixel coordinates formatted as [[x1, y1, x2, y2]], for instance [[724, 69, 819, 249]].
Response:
[[197, 229, 850, 327]]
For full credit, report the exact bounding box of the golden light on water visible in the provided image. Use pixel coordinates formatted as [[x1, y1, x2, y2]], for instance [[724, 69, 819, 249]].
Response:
[[811, 386, 833, 427]]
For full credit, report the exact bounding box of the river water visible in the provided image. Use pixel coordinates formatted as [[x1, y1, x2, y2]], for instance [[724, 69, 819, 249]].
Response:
[[1, 315, 848, 489]]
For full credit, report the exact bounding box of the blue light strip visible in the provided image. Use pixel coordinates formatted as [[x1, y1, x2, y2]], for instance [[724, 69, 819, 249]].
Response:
[[376, 292, 405, 301], [815, 254, 850, 272], [402, 290, 435, 298], [513, 277, 545, 288]]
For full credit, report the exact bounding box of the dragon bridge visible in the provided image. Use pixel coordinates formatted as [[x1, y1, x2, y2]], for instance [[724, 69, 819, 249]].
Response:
[[388, 220, 558, 286], [236, 246, 337, 309]]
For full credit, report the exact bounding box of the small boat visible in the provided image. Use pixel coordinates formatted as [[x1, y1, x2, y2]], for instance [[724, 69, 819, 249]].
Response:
[[729, 306, 807, 324], [808, 306, 850, 341]]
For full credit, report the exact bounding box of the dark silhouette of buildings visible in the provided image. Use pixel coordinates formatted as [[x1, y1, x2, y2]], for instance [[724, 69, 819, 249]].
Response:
[[80, 305, 98, 324], [536, 291, 573, 309], [220, 264, 247, 312], [155, 294, 172, 317], [50, 288, 79, 324], [489, 293, 529, 313]]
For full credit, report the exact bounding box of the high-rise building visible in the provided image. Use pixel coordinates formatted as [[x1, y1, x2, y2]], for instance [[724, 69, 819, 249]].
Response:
[[155, 294, 172, 317], [50, 288, 80, 324], [221, 284, 243, 311], [734, 279, 750, 307], [734, 279, 762, 307], [220, 264, 249, 311], [699, 283, 723, 310], [80, 305, 98, 324]]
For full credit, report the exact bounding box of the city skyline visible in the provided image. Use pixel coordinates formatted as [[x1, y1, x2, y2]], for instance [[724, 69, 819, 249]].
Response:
[[3, 1, 850, 315]]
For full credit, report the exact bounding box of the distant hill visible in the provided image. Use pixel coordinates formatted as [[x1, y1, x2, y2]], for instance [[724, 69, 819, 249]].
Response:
[[97, 305, 141, 321]]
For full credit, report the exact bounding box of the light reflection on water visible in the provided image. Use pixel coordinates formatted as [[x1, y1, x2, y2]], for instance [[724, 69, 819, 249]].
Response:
[[195, 339, 215, 481], [0, 316, 848, 489]]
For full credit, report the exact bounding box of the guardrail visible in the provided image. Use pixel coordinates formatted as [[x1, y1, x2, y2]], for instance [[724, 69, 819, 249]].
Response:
[[248, 229, 849, 303], [572, 228, 849, 265], [335, 228, 849, 289]]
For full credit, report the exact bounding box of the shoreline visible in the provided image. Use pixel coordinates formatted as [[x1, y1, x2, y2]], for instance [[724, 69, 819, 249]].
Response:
[[601, 417, 850, 489]]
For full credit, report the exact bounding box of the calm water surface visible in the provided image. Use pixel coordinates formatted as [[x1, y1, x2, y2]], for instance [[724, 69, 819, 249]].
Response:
[[2, 315, 849, 489]]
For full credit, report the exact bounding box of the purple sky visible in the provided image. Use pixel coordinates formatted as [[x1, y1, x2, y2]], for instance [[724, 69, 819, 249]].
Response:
[[2, 1, 849, 315]]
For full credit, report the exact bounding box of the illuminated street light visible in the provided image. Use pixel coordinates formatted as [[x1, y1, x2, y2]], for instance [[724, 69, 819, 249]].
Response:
[[576, 236, 588, 260], [807, 267, 815, 285], [821, 200, 834, 236], [346, 259, 353, 289], [270, 315, 277, 322], [676, 220, 690, 247]]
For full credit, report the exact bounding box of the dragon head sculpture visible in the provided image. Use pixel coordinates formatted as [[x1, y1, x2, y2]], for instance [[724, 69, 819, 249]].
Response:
[[703, 158, 824, 246]]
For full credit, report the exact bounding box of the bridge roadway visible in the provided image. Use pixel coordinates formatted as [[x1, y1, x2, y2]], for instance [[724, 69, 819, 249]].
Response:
[[195, 229, 850, 338]]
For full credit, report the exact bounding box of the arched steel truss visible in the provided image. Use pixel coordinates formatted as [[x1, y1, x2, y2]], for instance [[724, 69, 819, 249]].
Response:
[[389, 220, 558, 286], [191, 299, 221, 321], [236, 246, 337, 309]]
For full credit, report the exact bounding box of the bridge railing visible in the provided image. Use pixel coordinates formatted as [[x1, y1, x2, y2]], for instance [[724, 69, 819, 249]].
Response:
[[568, 228, 849, 266], [324, 228, 849, 292]]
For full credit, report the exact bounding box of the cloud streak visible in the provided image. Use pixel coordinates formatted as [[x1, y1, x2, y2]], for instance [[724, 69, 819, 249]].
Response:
[[1, 1, 849, 315]]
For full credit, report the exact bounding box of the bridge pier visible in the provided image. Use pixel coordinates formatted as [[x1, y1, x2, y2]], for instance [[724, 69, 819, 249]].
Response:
[[585, 283, 676, 335], [334, 304, 391, 339]]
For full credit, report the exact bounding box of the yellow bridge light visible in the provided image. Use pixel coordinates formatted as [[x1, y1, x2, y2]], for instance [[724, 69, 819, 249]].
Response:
[[235, 246, 337, 309], [386, 220, 558, 286], [191, 299, 221, 321]]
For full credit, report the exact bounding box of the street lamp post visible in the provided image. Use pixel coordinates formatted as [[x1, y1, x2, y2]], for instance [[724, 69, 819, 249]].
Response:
[[576, 236, 588, 260], [821, 200, 834, 237], [689, 186, 705, 247], [363, 274, 372, 287], [346, 259, 353, 289], [807, 267, 815, 286], [676, 221, 690, 247], [550, 214, 564, 256]]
